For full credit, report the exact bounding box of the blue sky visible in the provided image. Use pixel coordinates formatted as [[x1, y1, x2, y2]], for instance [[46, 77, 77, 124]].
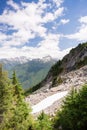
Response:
[[0, 0, 87, 59]]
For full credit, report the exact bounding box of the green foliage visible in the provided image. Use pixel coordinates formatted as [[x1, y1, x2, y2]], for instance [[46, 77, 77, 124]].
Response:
[[53, 85, 87, 130], [8, 100, 33, 130], [0, 64, 13, 126], [50, 60, 63, 77], [52, 76, 63, 87], [12, 71, 24, 100], [49, 60, 63, 87], [35, 111, 53, 130], [0, 67, 34, 130], [8, 71, 34, 130], [52, 77, 57, 87], [57, 76, 63, 84]]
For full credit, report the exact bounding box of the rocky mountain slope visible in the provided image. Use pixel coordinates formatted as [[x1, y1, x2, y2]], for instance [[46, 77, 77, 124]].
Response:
[[27, 42, 87, 93], [25, 42, 87, 116], [26, 65, 87, 116]]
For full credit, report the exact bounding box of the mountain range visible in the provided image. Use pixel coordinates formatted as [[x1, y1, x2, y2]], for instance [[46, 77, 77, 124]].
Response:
[[0, 56, 56, 90]]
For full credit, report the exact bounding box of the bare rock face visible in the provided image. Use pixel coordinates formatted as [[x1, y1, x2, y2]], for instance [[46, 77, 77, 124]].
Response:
[[26, 65, 87, 116], [61, 65, 87, 90]]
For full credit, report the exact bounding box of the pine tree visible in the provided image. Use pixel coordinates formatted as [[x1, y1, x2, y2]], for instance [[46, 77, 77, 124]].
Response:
[[0, 64, 14, 129], [12, 71, 24, 100], [36, 111, 52, 130], [10, 71, 34, 130], [0, 67, 34, 130], [53, 85, 87, 130]]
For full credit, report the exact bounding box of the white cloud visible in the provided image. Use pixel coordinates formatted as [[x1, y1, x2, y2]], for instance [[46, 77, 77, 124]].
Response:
[[0, 0, 69, 59], [43, 7, 64, 22], [0, 33, 71, 59], [79, 16, 87, 23], [65, 16, 87, 41], [60, 19, 70, 24], [37, 33, 71, 59], [0, 32, 7, 42], [0, 1, 48, 46]]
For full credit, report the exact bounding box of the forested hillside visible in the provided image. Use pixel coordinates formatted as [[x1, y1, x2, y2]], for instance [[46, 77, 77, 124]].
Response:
[[12, 59, 55, 90]]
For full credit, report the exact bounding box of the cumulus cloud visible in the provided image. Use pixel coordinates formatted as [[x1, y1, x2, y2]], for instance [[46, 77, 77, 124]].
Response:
[[0, 32, 71, 59], [79, 16, 87, 23], [0, 37, 71, 59], [65, 16, 87, 41], [60, 19, 70, 25], [0, 0, 70, 59]]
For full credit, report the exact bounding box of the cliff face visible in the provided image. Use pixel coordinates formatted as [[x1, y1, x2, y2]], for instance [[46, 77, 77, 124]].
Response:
[[62, 43, 87, 71], [43, 42, 87, 86]]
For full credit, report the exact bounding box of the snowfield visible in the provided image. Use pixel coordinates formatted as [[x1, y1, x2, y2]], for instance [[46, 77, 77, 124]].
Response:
[[32, 91, 68, 114]]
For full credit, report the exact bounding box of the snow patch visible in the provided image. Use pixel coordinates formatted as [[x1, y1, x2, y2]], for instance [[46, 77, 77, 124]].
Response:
[[32, 91, 68, 114]]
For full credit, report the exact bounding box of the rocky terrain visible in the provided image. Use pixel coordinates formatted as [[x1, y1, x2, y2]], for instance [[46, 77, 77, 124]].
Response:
[[25, 43, 87, 117], [26, 65, 87, 116]]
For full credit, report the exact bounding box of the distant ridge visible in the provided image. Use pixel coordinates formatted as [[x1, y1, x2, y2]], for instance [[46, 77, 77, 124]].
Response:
[[0, 56, 56, 89]]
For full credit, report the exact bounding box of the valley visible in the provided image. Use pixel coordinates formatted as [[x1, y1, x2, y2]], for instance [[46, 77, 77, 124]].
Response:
[[0, 56, 56, 89]]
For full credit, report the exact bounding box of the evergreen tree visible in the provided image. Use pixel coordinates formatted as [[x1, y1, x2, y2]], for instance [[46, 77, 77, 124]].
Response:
[[35, 111, 52, 130], [0, 64, 14, 129], [53, 85, 87, 130], [12, 71, 24, 100], [0, 67, 34, 130], [10, 71, 34, 130]]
